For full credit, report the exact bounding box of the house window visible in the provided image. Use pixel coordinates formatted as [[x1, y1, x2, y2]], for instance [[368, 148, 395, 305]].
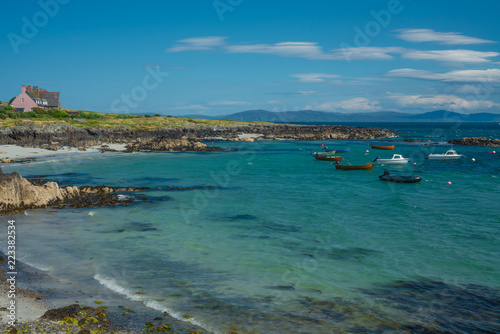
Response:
[[22, 98, 24, 103]]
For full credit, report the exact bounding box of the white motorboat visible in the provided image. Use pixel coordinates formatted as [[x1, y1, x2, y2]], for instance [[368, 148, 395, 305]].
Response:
[[373, 154, 409, 165], [427, 149, 463, 160]]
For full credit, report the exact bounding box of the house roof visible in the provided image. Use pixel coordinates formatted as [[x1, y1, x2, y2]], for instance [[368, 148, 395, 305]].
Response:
[[39, 92, 60, 108], [25, 91, 46, 105]]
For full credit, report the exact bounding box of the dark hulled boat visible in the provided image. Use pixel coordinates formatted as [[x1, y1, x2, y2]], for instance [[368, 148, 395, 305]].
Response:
[[379, 171, 422, 183]]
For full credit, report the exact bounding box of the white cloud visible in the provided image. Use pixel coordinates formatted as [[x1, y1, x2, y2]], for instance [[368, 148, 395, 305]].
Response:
[[226, 42, 334, 60], [166, 37, 407, 61], [330, 47, 406, 60], [291, 73, 339, 83], [166, 36, 227, 52], [394, 29, 496, 45], [386, 68, 500, 83], [403, 49, 499, 63], [309, 98, 382, 112], [207, 100, 251, 106], [387, 92, 499, 111], [297, 91, 317, 95]]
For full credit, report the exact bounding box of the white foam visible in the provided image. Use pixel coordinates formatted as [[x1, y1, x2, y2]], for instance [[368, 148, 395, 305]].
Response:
[[117, 194, 131, 201], [93, 274, 217, 333]]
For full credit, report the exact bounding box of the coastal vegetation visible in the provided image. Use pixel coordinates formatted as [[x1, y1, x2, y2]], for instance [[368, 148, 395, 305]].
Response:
[[0, 106, 263, 130]]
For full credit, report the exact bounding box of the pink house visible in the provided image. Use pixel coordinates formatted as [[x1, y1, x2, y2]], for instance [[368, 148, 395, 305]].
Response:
[[10, 85, 60, 112]]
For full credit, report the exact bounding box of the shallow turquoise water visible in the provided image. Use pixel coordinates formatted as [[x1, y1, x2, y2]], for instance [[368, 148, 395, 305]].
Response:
[[2, 123, 500, 333]]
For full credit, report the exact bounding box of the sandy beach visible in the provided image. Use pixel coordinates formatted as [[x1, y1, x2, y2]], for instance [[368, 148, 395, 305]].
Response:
[[0, 144, 127, 161]]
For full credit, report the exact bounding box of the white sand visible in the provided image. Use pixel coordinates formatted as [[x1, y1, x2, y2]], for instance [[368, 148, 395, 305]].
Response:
[[0, 144, 127, 160], [0, 277, 48, 324], [238, 133, 263, 140]]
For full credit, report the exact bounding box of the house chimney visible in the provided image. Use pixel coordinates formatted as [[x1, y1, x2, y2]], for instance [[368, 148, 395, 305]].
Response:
[[22, 85, 26, 93], [26, 85, 31, 93], [33, 86, 39, 98]]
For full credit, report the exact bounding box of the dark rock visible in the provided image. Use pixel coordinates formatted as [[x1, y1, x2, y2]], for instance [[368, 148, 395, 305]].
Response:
[[41, 304, 90, 320], [449, 137, 500, 147], [0, 122, 395, 152]]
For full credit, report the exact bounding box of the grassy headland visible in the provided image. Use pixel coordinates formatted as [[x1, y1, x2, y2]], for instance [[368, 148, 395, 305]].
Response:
[[0, 105, 264, 130]]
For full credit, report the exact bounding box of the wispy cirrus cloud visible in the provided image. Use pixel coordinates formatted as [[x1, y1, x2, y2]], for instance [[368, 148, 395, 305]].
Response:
[[291, 73, 340, 82], [166, 36, 227, 52], [394, 29, 496, 45], [307, 98, 382, 112], [386, 68, 500, 83], [387, 92, 499, 110], [402, 49, 499, 63], [225, 41, 334, 60], [332, 47, 406, 60], [166, 37, 406, 61]]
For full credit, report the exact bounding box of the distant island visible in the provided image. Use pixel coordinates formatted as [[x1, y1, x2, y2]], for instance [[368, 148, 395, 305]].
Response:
[[184, 109, 500, 123]]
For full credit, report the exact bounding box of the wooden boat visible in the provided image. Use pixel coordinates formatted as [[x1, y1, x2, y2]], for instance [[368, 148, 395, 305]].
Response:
[[334, 148, 351, 153], [312, 150, 336, 156], [374, 154, 409, 165], [334, 162, 374, 170], [379, 171, 422, 183], [314, 154, 342, 161], [427, 149, 462, 160], [371, 144, 395, 150]]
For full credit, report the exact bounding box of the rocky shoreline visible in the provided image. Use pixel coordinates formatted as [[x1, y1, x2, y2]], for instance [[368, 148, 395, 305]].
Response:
[[0, 122, 396, 153], [0, 170, 221, 214], [448, 137, 500, 147]]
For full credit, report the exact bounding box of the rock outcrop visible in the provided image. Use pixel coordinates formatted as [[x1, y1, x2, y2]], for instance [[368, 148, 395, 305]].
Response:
[[0, 121, 396, 153], [0, 172, 147, 213], [125, 136, 224, 152], [0, 172, 79, 212], [448, 137, 500, 147]]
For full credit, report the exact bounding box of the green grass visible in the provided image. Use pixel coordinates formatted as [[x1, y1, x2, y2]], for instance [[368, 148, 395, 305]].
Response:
[[0, 109, 269, 129]]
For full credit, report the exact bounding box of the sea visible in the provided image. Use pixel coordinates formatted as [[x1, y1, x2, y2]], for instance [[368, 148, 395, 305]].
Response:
[[2, 122, 500, 333]]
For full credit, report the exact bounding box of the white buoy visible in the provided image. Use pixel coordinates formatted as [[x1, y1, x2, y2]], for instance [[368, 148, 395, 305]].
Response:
[[472, 158, 475, 162], [88, 211, 95, 217]]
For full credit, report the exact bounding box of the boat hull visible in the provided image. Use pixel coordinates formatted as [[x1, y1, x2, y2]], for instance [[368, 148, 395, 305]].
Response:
[[371, 145, 395, 150], [312, 150, 336, 156], [335, 148, 351, 153], [379, 175, 422, 183], [427, 155, 462, 160], [335, 163, 374, 170], [375, 158, 409, 164], [315, 155, 342, 161]]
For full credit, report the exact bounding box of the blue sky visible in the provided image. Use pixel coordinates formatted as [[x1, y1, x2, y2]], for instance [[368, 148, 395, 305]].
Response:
[[2, 0, 500, 115]]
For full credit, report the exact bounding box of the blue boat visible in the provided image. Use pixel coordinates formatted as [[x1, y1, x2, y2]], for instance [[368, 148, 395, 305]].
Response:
[[335, 148, 351, 153]]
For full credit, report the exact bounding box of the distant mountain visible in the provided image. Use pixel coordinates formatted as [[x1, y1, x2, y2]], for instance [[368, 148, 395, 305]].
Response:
[[188, 109, 500, 123]]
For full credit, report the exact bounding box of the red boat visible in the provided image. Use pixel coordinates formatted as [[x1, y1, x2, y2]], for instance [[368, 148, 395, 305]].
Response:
[[334, 163, 374, 170], [314, 155, 342, 161], [371, 144, 395, 150]]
